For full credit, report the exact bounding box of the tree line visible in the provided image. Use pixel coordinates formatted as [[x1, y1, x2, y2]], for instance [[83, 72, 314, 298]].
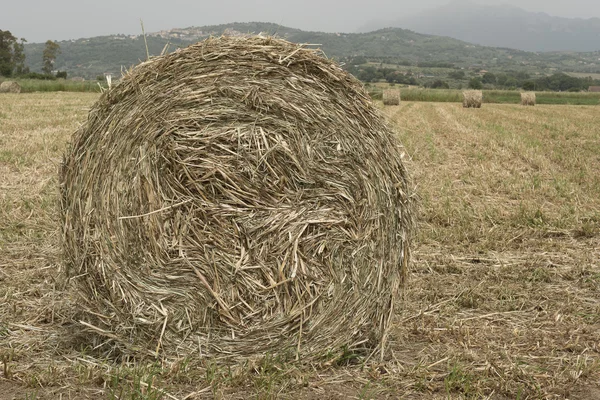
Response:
[[346, 61, 600, 91], [0, 29, 61, 78]]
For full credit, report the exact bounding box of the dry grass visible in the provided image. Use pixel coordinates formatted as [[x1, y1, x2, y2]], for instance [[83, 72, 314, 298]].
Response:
[[1, 94, 600, 399], [521, 92, 536, 106], [382, 89, 401, 105], [462, 90, 482, 108]]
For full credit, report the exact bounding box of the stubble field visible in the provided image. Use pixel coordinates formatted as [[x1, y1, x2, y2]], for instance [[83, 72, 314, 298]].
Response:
[[1, 92, 599, 399]]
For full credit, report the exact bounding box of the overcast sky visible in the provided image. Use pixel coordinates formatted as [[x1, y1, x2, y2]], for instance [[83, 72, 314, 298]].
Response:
[[2, 0, 600, 43]]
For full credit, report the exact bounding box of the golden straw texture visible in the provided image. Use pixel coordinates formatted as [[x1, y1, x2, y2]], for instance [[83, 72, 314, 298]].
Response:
[[60, 36, 415, 362], [0, 81, 21, 93], [521, 92, 536, 106], [383, 89, 401, 105], [462, 90, 482, 108]]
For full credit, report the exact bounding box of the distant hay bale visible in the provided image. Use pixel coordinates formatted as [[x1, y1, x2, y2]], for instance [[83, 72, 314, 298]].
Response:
[[521, 92, 536, 106], [383, 89, 401, 105], [0, 81, 21, 93], [60, 36, 415, 362], [462, 90, 482, 108]]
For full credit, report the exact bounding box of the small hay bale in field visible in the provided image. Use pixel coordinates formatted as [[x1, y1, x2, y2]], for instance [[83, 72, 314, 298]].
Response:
[[0, 81, 21, 93], [521, 92, 536, 106], [462, 90, 482, 108], [60, 36, 415, 362], [383, 89, 401, 105]]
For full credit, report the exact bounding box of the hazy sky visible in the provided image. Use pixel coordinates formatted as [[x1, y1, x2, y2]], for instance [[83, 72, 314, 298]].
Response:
[[2, 0, 600, 43]]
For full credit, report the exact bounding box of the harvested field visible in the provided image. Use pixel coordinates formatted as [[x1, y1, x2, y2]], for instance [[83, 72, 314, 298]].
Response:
[[1, 94, 600, 399]]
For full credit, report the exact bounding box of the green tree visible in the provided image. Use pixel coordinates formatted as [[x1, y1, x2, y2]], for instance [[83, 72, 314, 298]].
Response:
[[482, 72, 496, 85], [42, 40, 61, 75], [468, 77, 483, 89], [504, 77, 518, 89], [533, 73, 585, 92], [496, 73, 508, 86], [0, 30, 17, 76], [13, 38, 27, 75], [351, 56, 367, 65], [522, 81, 535, 91], [448, 70, 465, 80], [430, 79, 450, 89]]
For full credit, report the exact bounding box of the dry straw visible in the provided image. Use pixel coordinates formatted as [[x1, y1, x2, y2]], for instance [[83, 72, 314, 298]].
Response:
[[0, 81, 21, 93], [521, 92, 536, 106], [462, 90, 482, 108], [383, 89, 401, 105], [60, 36, 415, 362]]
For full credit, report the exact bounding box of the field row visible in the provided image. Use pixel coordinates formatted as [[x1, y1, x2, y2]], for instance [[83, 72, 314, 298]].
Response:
[[3, 78, 600, 105], [372, 86, 600, 105]]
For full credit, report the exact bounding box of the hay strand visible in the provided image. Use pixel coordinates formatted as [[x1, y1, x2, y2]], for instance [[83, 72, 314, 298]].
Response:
[[462, 90, 482, 108], [60, 36, 415, 362]]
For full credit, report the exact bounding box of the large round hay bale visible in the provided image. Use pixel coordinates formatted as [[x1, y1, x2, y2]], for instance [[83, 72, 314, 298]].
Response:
[[462, 90, 482, 108], [0, 81, 21, 93], [383, 89, 401, 105], [521, 92, 536, 106], [60, 36, 414, 361]]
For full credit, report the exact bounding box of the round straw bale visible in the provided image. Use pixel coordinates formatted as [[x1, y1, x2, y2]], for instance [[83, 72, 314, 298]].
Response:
[[383, 89, 401, 105], [521, 92, 536, 106], [60, 36, 414, 362], [0, 81, 21, 93], [462, 90, 482, 108]]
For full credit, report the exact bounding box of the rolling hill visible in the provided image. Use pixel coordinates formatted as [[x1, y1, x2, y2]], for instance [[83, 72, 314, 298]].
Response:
[[22, 22, 600, 79], [363, 0, 600, 52]]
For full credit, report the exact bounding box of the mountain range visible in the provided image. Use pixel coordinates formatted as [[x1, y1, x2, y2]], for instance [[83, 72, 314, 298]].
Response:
[[22, 22, 600, 80], [361, 0, 600, 52]]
